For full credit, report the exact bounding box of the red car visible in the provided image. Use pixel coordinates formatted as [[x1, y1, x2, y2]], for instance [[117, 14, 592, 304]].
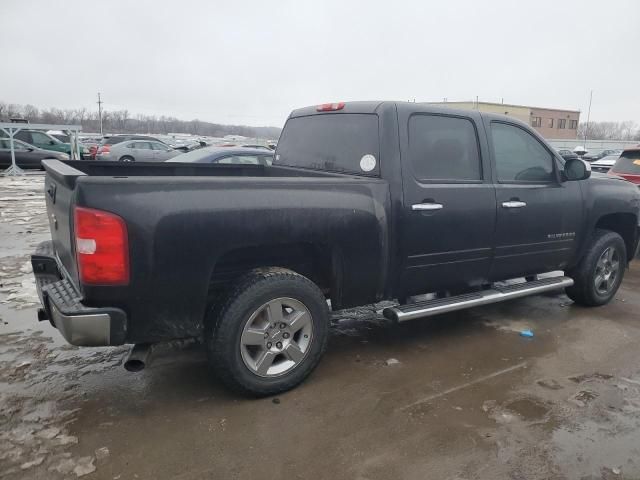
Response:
[[609, 147, 640, 185]]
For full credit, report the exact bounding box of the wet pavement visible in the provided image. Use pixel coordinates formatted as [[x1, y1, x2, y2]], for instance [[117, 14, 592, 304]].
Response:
[[1, 174, 640, 479]]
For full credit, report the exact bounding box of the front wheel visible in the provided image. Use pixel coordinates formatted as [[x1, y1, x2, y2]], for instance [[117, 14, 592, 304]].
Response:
[[566, 229, 627, 306], [205, 268, 329, 396], [119, 156, 135, 162]]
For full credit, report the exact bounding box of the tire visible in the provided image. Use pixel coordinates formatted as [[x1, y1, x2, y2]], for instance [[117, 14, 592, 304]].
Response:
[[119, 156, 135, 162], [565, 229, 627, 306], [205, 267, 329, 396]]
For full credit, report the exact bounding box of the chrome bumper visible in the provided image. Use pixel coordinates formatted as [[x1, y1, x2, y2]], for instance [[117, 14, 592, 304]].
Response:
[[50, 304, 112, 346], [32, 241, 127, 346]]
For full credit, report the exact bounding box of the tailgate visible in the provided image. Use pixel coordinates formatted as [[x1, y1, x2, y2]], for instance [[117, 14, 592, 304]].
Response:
[[42, 160, 86, 283]]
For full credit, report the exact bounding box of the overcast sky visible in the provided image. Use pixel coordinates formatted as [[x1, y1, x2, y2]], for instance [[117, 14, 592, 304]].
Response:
[[3, 0, 639, 127]]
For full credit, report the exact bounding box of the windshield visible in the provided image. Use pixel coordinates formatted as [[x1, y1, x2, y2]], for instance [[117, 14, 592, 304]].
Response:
[[275, 113, 380, 176]]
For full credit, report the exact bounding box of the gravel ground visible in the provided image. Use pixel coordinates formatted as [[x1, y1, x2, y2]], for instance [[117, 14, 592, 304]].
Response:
[[1, 173, 640, 480]]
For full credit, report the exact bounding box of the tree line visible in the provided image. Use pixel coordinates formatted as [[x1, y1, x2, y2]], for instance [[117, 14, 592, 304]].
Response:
[[577, 121, 640, 141], [2, 101, 639, 142], [0, 102, 282, 139]]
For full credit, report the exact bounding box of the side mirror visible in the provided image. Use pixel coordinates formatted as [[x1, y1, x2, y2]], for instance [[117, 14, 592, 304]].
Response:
[[27, 147, 34, 152], [563, 158, 591, 181], [49, 140, 55, 145]]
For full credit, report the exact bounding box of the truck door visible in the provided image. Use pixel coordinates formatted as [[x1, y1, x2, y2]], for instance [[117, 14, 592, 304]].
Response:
[[486, 120, 583, 280], [398, 110, 496, 295]]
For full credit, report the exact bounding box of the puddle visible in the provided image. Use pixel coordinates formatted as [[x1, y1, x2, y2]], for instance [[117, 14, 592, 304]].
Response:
[[504, 398, 550, 421], [568, 372, 614, 384]]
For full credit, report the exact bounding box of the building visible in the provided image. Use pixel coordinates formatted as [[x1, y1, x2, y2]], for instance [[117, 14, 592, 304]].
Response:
[[426, 101, 580, 140]]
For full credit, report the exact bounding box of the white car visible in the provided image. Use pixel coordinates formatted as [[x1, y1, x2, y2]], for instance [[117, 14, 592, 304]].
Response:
[[590, 154, 621, 173]]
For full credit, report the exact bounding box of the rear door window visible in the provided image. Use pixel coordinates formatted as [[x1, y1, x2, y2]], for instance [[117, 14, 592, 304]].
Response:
[[275, 114, 380, 176], [150, 142, 169, 151], [408, 114, 482, 181], [31, 132, 54, 144], [15, 131, 32, 143]]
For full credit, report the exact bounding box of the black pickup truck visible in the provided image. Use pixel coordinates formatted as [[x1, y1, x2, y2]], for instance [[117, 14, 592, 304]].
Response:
[[32, 101, 640, 395]]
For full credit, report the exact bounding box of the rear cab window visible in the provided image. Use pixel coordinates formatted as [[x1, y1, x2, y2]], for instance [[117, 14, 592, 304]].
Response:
[[275, 113, 380, 176]]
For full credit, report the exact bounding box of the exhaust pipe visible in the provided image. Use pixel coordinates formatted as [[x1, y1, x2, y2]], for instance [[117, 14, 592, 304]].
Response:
[[124, 343, 155, 372]]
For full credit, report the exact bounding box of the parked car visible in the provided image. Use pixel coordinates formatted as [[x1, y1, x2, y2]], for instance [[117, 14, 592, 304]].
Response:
[[0, 138, 69, 168], [96, 139, 181, 162], [94, 135, 167, 159], [47, 131, 70, 143], [32, 101, 640, 396], [168, 146, 274, 165], [590, 154, 621, 173], [0, 129, 88, 158], [608, 147, 640, 185], [584, 149, 623, 162], [557, 149, 579, 161], [156, 136, 206, 152], [240, 144, 272, 151]]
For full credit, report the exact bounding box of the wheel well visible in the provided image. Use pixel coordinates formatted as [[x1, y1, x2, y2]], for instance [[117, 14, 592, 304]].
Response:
[[595, 213, 638, 261], [207, 243, 333, 301]]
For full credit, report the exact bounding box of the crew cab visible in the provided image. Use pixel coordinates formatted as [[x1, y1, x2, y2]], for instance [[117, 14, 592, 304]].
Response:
[[31, 102, 640, 396]]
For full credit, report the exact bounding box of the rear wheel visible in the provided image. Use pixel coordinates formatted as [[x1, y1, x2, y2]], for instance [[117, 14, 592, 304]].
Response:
[[119, 156, 135, 162], [205, 268, 329, 396], [566, 229, 626, 306]]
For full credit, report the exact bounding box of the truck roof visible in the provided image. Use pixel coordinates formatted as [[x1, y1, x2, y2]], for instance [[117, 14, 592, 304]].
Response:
[[288, 101, 533, 129], [289, 101, 386, 117]]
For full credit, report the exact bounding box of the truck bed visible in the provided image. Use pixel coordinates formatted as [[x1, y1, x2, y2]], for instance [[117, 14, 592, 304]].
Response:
[[41, 159, 391, 344], [47, 160, 355, 189]]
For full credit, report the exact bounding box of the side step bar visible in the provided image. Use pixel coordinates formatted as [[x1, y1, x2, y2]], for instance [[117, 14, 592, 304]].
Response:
[[383, 276, 574, 322]]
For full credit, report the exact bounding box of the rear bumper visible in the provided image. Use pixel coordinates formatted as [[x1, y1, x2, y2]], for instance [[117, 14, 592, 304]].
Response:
[[31, 241, 127, 346]]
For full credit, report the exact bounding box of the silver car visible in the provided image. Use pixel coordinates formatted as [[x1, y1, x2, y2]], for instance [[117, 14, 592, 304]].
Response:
[[96, 140, 181, 162], [590, 154, 621, 174]]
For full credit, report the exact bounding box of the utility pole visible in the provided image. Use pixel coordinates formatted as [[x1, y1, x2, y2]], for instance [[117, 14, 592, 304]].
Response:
[[97, 92, 104, 136], [584, 90, 593, 145]]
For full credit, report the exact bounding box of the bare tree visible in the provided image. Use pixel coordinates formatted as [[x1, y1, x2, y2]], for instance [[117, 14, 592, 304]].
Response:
[[23, 105, 40, 121], [0, 100, 282, 139], [578, 121, 640, 141]]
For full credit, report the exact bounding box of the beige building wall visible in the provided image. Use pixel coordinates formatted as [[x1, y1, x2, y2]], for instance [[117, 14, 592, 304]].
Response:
[[427, 101, 580, 140], [529, 107, 579, 139], [430, 101, 531, 124]]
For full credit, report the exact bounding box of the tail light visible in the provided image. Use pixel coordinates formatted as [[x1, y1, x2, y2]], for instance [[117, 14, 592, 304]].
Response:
[[316, 102, 345, 112], [610, 171, 640, 184], [97, 145, 110, 155], [74, 207, 129, 285]]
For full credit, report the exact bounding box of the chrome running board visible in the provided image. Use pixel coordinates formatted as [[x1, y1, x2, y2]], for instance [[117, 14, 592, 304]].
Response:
[[383, 276, 574, 322]]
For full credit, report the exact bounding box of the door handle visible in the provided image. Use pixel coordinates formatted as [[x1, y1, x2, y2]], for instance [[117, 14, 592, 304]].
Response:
[[412, 203, 443, 211], [502, 201, 527, 208]]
